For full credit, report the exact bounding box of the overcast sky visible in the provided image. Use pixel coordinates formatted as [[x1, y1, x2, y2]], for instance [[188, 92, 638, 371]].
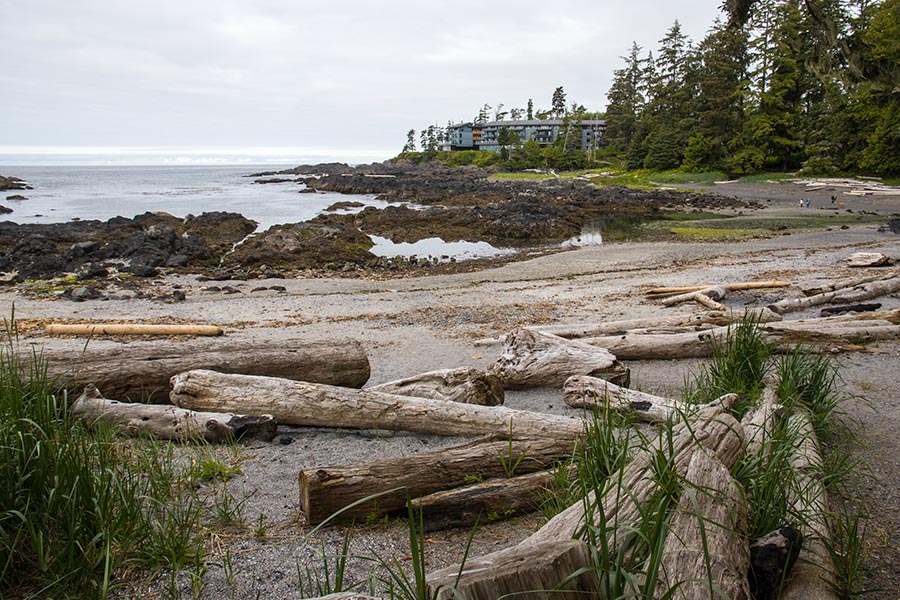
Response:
[[1, 0, 725, 164]]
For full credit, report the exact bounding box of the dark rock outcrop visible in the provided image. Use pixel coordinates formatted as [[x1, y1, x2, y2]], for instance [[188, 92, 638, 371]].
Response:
[[0, 175, 32, 191]]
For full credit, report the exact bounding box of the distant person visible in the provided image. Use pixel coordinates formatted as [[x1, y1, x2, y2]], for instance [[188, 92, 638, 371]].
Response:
[[806, 198, 811, 208], [831, 195, 837, 204], [800, 198, 804, 208]]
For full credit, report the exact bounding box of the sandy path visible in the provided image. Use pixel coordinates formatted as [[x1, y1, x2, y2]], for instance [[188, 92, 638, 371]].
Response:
[[2, 195, 899, 597]]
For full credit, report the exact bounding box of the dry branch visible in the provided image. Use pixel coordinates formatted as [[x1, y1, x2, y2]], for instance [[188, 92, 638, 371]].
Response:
[[171, 370, 584, 440], [72, 386, 276, 442], [660, 285, 727, 307], [368, 367, 503, 406]]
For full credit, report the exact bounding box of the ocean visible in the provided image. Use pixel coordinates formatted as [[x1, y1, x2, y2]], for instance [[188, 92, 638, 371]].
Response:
[[0, 164, 513, 260]]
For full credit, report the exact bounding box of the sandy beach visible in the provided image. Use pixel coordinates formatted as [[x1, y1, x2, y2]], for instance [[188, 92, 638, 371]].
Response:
[[3, 182, 900, 598]]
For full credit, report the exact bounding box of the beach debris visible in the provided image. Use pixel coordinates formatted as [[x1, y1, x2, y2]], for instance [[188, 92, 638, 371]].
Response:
[[820, 303, 882, 316], [45, 323, 224, 336], [845, 251, 893, 267], [768, 272, 900, 314], [660, 284, 728, 311], [644, 280, 791, 299], [72, 385, 276, 442], [368, 367, 504, 406]]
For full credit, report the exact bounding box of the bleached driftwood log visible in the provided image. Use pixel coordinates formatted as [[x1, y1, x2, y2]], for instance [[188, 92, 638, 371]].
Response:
[[368, 367, 504, 406], [304, 594, 381, 600], [427, 540, 599, 600], [171, 370, 584, 440], [472, 308, 781, 347], [780, 410, 839, 600], [40, 337, 370, 400], [660, 285, 727, 308], [645, 281, 790, 298], [801, 272, 898, 296], [410, 467, 575, 532], [769, 273, 900, 314], [45, 323, 223, 336], [427, 405, 747, 600], [299, 436, 576, 524], [490, 328, 628, 389], [563, 375, 696, 423], [740, 388, 784, 458], [583, 327, 731, 359], [72, 386, 277, 442], [656, 451, 751, 600]]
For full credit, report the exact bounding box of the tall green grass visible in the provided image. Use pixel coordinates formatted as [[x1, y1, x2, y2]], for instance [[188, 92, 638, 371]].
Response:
[[0, 326, 205, 599]]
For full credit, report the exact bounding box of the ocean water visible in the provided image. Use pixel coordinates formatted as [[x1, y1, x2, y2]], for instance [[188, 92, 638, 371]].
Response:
[[1, 164, 511, 260]]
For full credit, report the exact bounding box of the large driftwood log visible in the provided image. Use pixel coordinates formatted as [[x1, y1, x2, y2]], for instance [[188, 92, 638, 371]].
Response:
[[40, 338, 370, 400], [171, 370, 584, 440], [72, 386, 277, 442], [427, 540, 599, 600], [298, 436, 576, 525], [740, 388, 784, 458], [563, 375, 696, 423], [820, 303, 882, 316], [491, 328, 628, 389], [846, 252, 892, 267], [780, 410, 839, 600], [583, 327, 731, 359], [646, 281, 790, 298], [801, 271, 898, 296], [45, 323, 223, 336], [769, 274, 900, 314], [472, 308, 782, 347], [368, 368, 504, 406], [656, 451, 751, 600], [410, 467, 575, 532], [426, 405, 747, 599]]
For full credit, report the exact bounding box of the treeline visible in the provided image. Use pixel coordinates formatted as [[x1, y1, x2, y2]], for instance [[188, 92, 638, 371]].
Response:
[[606, 0, 900, 177]]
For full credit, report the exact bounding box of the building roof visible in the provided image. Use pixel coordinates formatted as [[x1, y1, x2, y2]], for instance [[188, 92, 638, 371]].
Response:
[[479, 119, 606, 127]]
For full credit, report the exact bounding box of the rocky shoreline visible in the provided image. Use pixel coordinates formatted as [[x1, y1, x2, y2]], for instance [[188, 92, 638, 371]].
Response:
[[0, 162, 759, 292]]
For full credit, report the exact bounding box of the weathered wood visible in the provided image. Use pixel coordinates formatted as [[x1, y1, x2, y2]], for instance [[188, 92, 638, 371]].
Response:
[[304, 594, 381, 600], [563, 375, 695, 423], [298, 436, 576, 525], [45, 323, 223, 337], [410, 467, 575, 532], [584, 326, 731, 359], [693, 292, 726, 311], [656, 451, 751, 600], [660, 285, 727, 307], [780, 410, 839, 600], [171, 370, 584, 440], [846, 251, 892, 267], [749, 527, 803, 600], [72, 386, 277, 442], [769, 274, 900, 314], [368, 367, 504, 406], [490, 328, 628, 389], [801, 272, 898, 296], [40, 338, 370, 400], [472, 308, 781, 346], [427, 540, 600, 600], [740, 388, 784, 458], [820, 303, 881, 316], [428, 405, 747, 596], [646, 281, 790, 298], [764, 322, 900, 345]]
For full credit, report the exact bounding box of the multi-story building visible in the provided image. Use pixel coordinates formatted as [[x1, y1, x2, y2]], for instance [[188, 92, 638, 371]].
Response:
[[442, 119, 605, 152]]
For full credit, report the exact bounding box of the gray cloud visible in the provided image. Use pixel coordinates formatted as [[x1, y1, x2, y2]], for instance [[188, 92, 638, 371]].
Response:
[[1, 0, 723, 162]]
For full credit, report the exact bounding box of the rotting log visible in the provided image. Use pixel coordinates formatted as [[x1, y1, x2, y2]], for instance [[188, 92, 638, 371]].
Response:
[[780, 410, 839, 600], [426, 540, 599, 600], [490, 328, 628, 389], [368, 367, 504, 406], [72, 386, 276, 442], [410, 466, 576, 532], [768, 274, 900, 314], [656, 451, 751, 600], [427, 405, 747, 597], [44, 323, 224, 337], [39, 338, 371, 400], [563, 375, 696, 423], [298, 436, 576, 525], [660, 285, 727, 307], [472, 308, 781, 347], [171, 370, 584, 440]]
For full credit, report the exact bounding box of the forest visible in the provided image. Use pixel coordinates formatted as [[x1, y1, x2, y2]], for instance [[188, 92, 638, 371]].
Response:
[[606, 0, 900, 176]]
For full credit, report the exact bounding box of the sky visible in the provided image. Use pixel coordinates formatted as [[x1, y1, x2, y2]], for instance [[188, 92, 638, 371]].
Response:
[[0, 0, 725, 165]]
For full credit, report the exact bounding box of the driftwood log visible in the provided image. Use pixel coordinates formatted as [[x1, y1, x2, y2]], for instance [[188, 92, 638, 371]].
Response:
[[427, 405, 747, 599], [72, 386, 276, 442], [490, 328, 628, 389], [45, 323, 223, 337], [40, 338, 370, 400], [846, 252, 892, 267], [409, 467, 575, 532], [656, 450, 751, 600], [780, 410, 839, 600], [645, 281, 790, 298], [740, 388, 784, 458], [820, 303, 881, 316], [171, 370, 584, 440], [298, 436, 576, 525], [769, 274, 900, 314], [427, 540, 599, 600], [368, 368, 504, 406], [660, 285, 727, 308], [563, 375, 697, 423], [749, 527, 803, 600], [801, 272, 898, 296]]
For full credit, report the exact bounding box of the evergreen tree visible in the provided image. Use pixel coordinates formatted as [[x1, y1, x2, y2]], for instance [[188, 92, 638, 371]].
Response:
[[605, 42, 647, 151], [551, 86, 567, 117], [402, 129, 416, 154], [526, 98, 534, 120]]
